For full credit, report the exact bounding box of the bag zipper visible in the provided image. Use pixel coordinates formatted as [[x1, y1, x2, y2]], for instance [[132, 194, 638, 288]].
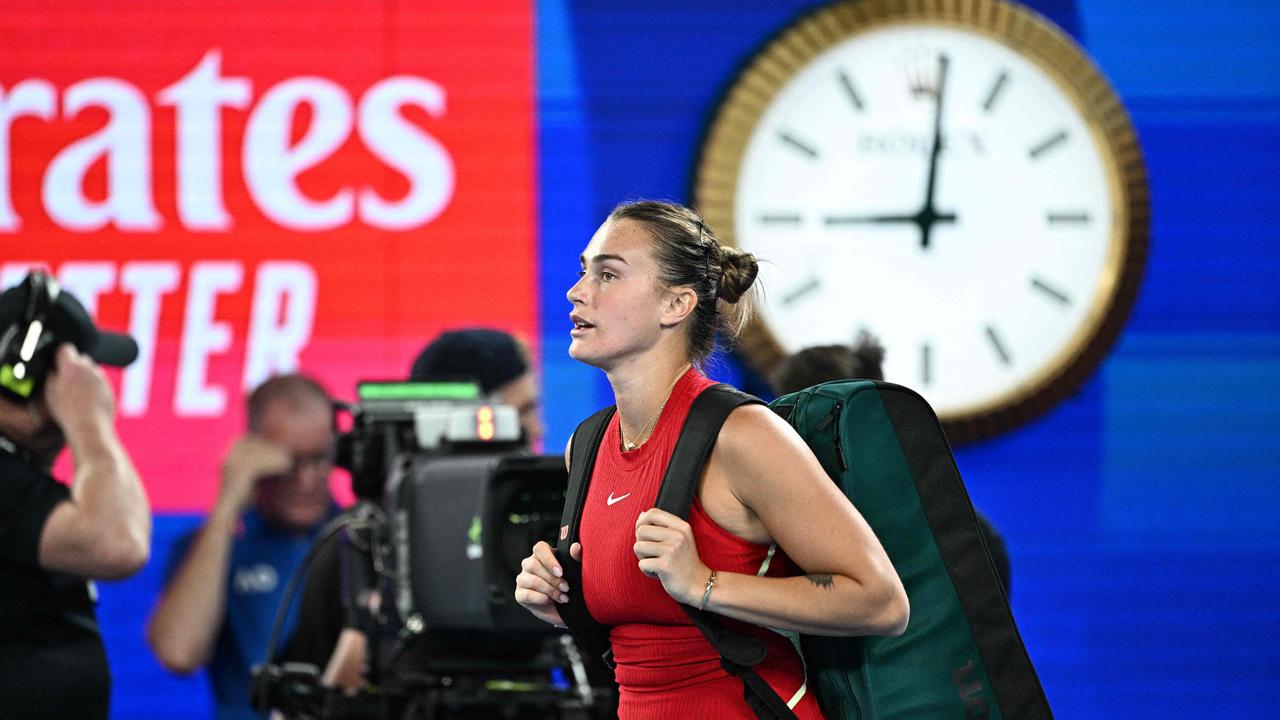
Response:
[[814, 400, 847, 472]]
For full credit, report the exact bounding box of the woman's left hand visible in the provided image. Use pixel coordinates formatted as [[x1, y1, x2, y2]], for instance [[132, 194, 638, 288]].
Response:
[[634, 508, 710, 606]]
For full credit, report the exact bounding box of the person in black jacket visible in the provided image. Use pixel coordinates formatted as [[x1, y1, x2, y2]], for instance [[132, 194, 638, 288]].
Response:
[[0, 271, 150, 719]]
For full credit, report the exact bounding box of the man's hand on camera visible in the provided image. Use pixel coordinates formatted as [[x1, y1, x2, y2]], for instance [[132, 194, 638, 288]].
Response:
[[215, 436, 292, 519], [515, 540, 581, 627], [43, 344, 115, 437]]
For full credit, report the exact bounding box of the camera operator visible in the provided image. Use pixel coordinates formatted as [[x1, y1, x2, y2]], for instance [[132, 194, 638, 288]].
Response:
[[280, 328, 544, 692], [0, 272, 150, 719], [147, 374, 339, 720]]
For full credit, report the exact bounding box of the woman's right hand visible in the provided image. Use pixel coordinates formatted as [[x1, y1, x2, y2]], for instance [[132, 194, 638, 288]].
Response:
[[515, 540, 581, 627]]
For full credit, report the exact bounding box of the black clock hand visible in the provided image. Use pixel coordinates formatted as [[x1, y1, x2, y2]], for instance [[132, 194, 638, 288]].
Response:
[[918, 53, 957, 249], [826, 208, 957, 228], [828, 54, 958, 240], [825, 213, 919, 225]]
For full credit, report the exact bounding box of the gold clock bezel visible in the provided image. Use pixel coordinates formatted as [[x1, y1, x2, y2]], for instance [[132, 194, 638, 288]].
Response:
[[693, 0, 1149, 444]]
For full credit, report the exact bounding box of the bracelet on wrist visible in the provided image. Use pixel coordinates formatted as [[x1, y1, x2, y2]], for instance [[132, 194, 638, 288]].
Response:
[[698, 569, 718, 610]]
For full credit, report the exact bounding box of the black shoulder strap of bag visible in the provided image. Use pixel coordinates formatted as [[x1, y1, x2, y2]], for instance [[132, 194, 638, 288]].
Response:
[[653, 385, 797, 720], [651, 384, 757, 516], [559, 405, 615, 547], [555, 405, 616, 669]]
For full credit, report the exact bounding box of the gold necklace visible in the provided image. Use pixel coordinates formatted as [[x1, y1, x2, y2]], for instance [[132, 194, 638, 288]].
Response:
[[621, 402, 664, 452], [620, 366, 689, 452]]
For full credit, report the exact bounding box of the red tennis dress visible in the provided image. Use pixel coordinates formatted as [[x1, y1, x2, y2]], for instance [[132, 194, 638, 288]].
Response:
[[578, 368, 824, 719]]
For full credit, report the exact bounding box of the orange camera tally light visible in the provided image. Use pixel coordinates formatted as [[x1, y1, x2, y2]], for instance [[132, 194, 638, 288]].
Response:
[[476, 405, 496, 441]]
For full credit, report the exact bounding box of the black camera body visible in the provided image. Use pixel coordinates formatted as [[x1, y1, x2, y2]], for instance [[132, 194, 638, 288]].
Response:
[[391, 452, 567, 635], [335, 380, 526, 500], [336, 380, 563, 635]]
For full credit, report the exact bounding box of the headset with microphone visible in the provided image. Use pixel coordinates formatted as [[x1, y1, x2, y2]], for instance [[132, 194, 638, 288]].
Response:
[[0, 271, 60, 403]]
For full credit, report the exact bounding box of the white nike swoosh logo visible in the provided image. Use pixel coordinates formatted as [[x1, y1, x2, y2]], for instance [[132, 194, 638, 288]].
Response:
[[606, 492, 631, 506]]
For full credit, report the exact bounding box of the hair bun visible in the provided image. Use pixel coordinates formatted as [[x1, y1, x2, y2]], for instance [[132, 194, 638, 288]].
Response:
[[851, 331, 886, 371], [716, 246, 759, 304]]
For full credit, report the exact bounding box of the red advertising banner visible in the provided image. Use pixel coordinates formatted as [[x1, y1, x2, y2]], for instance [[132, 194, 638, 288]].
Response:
[[1, 1, 537, 510]]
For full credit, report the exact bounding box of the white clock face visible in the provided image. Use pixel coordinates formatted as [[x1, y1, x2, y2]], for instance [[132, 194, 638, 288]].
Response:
[[734, 23, 1120, 417]]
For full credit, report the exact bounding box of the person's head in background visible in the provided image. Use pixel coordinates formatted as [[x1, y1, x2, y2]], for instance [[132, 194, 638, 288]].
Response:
[[770, 331, 886, 395], [410, 328, 544, 447], [247, 373, 336, 533]]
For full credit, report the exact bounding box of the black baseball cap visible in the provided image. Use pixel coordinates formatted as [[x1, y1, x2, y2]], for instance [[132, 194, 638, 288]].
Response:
[[0, 272, 139, 368], [410, 328, 528, 394]]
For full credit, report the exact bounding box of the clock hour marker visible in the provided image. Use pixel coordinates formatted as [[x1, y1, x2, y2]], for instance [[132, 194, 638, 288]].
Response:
[[982, 70, 1009, 113], [837, 70, 865, 111], [759, 213, 802, 226], [1031, 277, 1072, 306], [921, 343, 932, 386], [778, 131, 819, 159], [1047, 211, 1091, 224], [985, 325, 1012, 366], [781, 276, 821, 306], [1029, 130, 1069, 160]]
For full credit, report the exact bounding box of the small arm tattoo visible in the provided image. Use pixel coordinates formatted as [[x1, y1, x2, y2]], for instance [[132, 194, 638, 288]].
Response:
[[805, 574, 835, 589]]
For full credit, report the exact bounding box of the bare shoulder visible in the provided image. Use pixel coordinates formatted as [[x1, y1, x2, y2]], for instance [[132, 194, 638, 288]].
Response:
[[716, 403, 808, 462], [707, 402, 864, 556], [713, 404, 826, 497]]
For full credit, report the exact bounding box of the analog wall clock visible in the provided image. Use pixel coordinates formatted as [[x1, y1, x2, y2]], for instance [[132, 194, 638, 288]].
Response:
[[694, 0, 1149, 443]]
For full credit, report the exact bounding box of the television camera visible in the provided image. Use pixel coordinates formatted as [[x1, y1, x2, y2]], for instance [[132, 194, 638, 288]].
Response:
[[251, 381, 610, 719]]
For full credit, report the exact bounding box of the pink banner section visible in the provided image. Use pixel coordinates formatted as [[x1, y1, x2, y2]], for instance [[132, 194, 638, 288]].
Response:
[[1, 0, 538, 510]]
